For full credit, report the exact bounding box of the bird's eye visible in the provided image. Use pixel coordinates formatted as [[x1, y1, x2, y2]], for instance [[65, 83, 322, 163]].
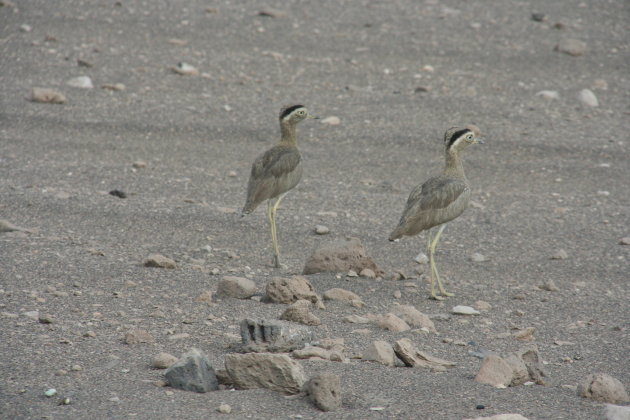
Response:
[[466, 134, 473, 140], [297, 110, 305, 115]]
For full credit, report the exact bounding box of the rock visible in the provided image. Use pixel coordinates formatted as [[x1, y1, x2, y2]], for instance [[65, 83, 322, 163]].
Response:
[[538, 279, 559, 291], [265, 276, 323, 308], [292, 346, 331, 360], [218, 403, 232, 414], [536, 90, 560, 100], [344, 314, 371, 324], [258, 8, 287, 18], [320, 116, 341, 126], [323, 288, 359, 302], [240, 318, 314, 352], [393, 338, 455, 371], [390, 304, 436, 333], [144, 254, 176, 269], [359, 268, 376, 279], [304, 373, 342, 411], [224, 353, 306, 394], [504, 354, 530, 386], [474, 355, 514, 388], [414, 253, 429, 264], [66, 76, 93, 89], [31, 87, 66, 104], [109, 189, 127, 199], [193, 290, 213, 303], [44, 389, 57, 397], [452, 305, 480, 315], [605, 404, 630, 420], [314, 225, 329, 235], [172, 62, 199, 75], [551, 249, 569, 260], [132, 160, 147, 169], [38, 313, 55, 324], [470, 252, 488, 262], [280, 300, 321, 326], [579, 89, 599, 107], [164, 348, 219, 393], [153, 352, 178, 369], [346, 270, 358, 278], [124, 329, 155, 344], [577, 373, 629, 404], [303, 237, 384, 276], [101, 82, 126, 91], [216, 276, 256, 299], [377, 313, 410, 332], [513, 327, 536, 341], [393, 290, 402, 299], [363, 341, 396, 367], [517, 346, 546, 384], [619, 237, 630, 245], [474, 300, 492, 311], [555, 39, 588, 56], [531, 12, 546, 22]]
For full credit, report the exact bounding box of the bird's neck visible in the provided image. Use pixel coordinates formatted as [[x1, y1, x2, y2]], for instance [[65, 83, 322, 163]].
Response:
[[444, 149, 466, 179], [279, 122, 298, 146]]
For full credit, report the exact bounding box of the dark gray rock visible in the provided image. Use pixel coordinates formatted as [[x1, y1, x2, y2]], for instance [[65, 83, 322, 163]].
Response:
[[240, 318, 315, 352], [164, 348, 219, 393]]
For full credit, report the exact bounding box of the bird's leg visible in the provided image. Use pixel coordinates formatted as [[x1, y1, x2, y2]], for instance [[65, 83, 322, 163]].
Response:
[[426, 229, 440, 300], [269, 194, 286, 268], [430, 224, 453, 298]]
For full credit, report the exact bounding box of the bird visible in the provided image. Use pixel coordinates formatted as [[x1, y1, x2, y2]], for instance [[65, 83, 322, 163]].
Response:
[[389, 126, 483, 300], [242, 104, 318, 268]]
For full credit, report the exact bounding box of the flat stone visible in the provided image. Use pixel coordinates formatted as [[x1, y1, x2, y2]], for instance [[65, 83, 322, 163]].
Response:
[[66, 76, 93, 88], [240, 318, 315, 352], [31, 87, 66, 104], [538, 279, 560, 291], [363, 341, 396, 367], [536, 90, 560, 100], [292, 346, 331, 360], [550, 249, 568, 260], [577, 373, 629, 404], [144, 254, 176, 269], [555, 38, 588, 56], [320, 116, 341, 126], [393, 338, 455, 371], [605, 404, 630, 420], [517, 346, 546, 385], [164, 348, 219, 393], [452, 305, 480, 315], [304, 373, 342, 411], [504, 354, 530, 386], [513, 327, 536, 342], [323, 288, 359, 301], [124, 329, 155, 344], [216, 276, 256, 299], [266, 276, 323, 307], [474, 355, 514, 388], [224, 352, 306, 394], [377, 313, 410, 332], [314, 225, 330, 235], [303, 237, 384, 276], [152, 352, 178, 369], [619, 237, 630, 245], [390, 304, 436, 333], [359, 268, 376, 279], [344, 315, 371, 324], [218, 403, 232, 414]]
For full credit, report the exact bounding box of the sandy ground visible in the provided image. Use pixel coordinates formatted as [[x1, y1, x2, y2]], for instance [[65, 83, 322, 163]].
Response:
[[1, 0, 629, 419]]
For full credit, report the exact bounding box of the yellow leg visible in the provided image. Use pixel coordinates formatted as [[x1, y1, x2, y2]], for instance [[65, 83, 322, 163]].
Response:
[[427, 224, 453, 299], [268, 194, 286, 268]]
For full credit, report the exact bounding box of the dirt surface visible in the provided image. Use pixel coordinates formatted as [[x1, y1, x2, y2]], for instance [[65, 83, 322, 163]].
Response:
[[1, 1, 629, 419]]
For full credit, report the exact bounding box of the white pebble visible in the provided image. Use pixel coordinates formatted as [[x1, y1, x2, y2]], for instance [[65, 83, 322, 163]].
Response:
[[414, 252, 428, 264], [470, 252, 488, 262], [321, 116, 341, 126], [536, 90, 560, 100], [314, 225, 330, 235], [578, 88, 598, 107], [66, 76, 93, 89], [452, 305, 480, 315]]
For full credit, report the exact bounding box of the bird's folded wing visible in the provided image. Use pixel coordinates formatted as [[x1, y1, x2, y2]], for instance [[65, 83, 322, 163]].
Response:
[[251, 147, 302, 179], [408, 177, 468, 212]]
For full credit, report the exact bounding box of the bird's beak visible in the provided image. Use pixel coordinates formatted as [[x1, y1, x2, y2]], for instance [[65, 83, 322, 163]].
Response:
[[475, 138, 485, 144], [308, 114, 320, 120]]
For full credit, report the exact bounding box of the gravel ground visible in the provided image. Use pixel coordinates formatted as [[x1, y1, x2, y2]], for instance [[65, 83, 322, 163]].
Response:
[[1, 1, 629, 419]]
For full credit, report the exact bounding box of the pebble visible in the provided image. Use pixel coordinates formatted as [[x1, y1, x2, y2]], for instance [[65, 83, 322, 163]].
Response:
[[452, 305, 480, 315], [218, 404, 232, 414], [38, 314, 55, 324], [24, 310, 39, 321], [359, 268, 376, 279], [393, 290, 402, 299], [536, 90, 560, 100], [320, 116, 341, 126], [579, 89, 599, 107], [109, 189, 127, 199], [346, 270, 358, 278], [20, 24, 32, 32], [66, 76, 94, 89], [619, 237, 630, 245], [31, 87, 66, 104], [172, 62, 199, 76], [101, 83, 126, 91], [414, 253, 428, 264], [377, 313, 410, 332], [539, 279, 560, 291], [474, 300, 492, 311], [44, 389, 57, 397], [531, 12, 546, 22], [513, 327, 536, 341], [555, 39, 588, 56], [551, 249, 568, 260], [323, 288, 359, 301], [144, 254, 177, 269], [71, 364, 82, 371], [592, 79, 608, 90], [470, 252, 488, 262]]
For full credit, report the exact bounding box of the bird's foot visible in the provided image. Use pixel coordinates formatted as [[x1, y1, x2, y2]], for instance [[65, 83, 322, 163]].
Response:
[[429, 294, 446, 301], [270, 256, 287, 269], [439, 291, 455, 297]]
